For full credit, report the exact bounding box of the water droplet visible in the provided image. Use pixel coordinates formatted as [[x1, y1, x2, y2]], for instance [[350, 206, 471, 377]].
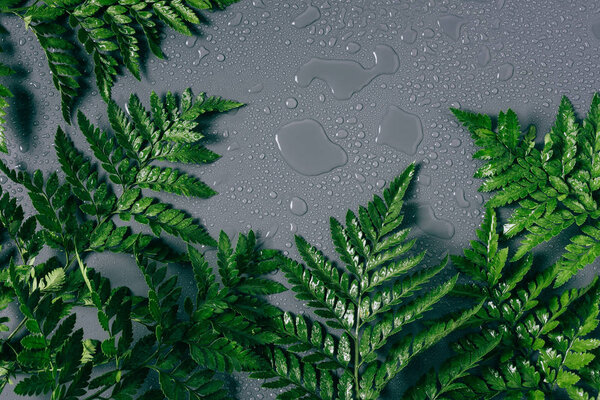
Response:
[[592, 20, 600, 41], [346, 42, 361, 54], [415, 204, 455, 239], [252, 0, 265, 8], [192, 46, 210, 65], [185, 37, 197, 48], [418, 174, 431, 186], [477, 45, 491, 67], [265, 225, 278, 238], [216, 54, 226, 62], [376, 106, 423, 155], [438, 15, 465, 41], [292, 4, 320, 28], [422, 28, 435, 39], [276, 119, 347, 176], [497, 63, 514, 81], [290, 196, 308, 216], [454, 188, 470, 208], [285, 97, 298, 109], [449, 138, 461, 147], [401, 27, 417, 44], [336, 129, 348, 138], [248, 83, 264, 93], [0, 176, 6, 184], [295, 45, 399, 100], [228, 12, 243, 27], [227, 142, 240, 152], [355, 173, 366, 183]]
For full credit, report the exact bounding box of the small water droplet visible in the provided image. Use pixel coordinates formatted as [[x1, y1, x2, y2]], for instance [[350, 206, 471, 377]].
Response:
[[291, 5, 320, 28], [290, 196, 308, 216], [477, 45, 491, 67], [285, 97, 298, 109], [248, 83, 264, 94], [192, 46, 210, 66], [185, 37, 197, 48], [438, 15, 465, 41], [346, 42, 361, 53], [422, 28, 435, 39], [336, 129, 348, 138], [227, 142, 240, 152], [497, 63, 514, 81], [216, 54, 226, 62], [415, 204, 455, 239], [418, 174, 431, 186], [228, 12, 243, 26], [401, 27, 417, 43], [454, 188, 470, 208]]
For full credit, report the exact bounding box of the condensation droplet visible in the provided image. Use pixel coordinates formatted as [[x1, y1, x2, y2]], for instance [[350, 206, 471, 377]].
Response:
[[291, 4, 320, 28], [454, 188, 470, 208], [438, 15, 465, 41], [290, 196, 308, 216], [228, 12, 243, 27], [248, 83, 264, 93], [497, 63, 514, 81], [346, 42, 361, 53], [477, 45, 491, 67], [415, 204, 455, 239], [285, 97, 298, 109], [185, 37, 197, 48]]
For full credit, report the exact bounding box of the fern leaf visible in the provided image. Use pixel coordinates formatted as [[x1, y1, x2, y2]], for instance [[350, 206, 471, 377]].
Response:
[[0, 59, 13, 153], [555, 220, 600, 287], [255, 165, 467, 399], [454, 94, 600, 281], [135, 165, 217, 198], [12, 0, 241, 121], [406, 331, 502, 400], [182, 92, 244, 120]]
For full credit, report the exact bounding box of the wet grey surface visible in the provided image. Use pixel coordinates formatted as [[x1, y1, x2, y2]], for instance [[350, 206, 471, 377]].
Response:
[[2, 0, 600, 398]]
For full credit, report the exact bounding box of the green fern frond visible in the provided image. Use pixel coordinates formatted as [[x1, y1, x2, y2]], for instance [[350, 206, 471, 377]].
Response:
[[0, 57, 13, 153], [253, 164, 472, 399], [405, 331, 502, 400], [409, 207, 600, 399], [453, 94, 600, 285], [6, 0, 240, 121]]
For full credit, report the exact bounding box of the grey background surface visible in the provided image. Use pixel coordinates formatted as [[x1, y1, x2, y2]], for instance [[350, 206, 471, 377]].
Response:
[[1, 0, 600, 398]]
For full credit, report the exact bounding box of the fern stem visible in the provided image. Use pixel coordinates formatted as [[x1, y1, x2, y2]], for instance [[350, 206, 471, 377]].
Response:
[[74, 247, 94, 294], [354, 288, 361, 397], [6, 316, 27, 341], [82, 382, 113, 400]]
